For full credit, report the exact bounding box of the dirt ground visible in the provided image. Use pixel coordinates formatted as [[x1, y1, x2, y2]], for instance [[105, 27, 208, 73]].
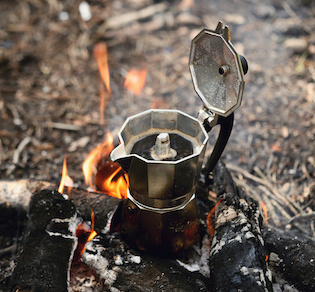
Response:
[[0, 0, 314, 237], [0, 0, 314, 291]]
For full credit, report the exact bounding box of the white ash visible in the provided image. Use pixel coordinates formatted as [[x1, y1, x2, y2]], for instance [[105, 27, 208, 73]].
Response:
[[210, 233, 243, 257], [82, 241, 118, 287], [176, 234, 211, 277], [114, 255, 123, 266], [128, 254, 141, 264], [82, 236, 142, 289], [62, 194, 69, 200], [45, 212, 79, 291], [199, 235, 211, 277], [102, 210, 116, 234], [176, 259, 200, 272], [240, 266, 269, 291]]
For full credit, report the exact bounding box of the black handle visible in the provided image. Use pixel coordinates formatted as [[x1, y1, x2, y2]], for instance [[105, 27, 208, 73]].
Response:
[[203, 113, 234, 174]]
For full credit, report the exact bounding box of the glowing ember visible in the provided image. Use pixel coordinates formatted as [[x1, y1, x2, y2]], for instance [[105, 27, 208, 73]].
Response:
[[206, 199, 223, 237], [73, 210, 97, 262], [82, 133, 128, 199], [58, 155, 74, 195], [124, 69, 147, 95]]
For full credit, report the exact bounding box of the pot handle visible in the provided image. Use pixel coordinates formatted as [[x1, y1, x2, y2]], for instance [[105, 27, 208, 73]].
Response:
[[203, 112, 234, 174]]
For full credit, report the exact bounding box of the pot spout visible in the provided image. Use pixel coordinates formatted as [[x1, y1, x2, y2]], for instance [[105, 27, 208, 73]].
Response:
[[110, 144, 132, 173]]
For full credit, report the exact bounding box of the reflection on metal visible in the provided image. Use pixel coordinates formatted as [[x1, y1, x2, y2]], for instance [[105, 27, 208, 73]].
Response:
[[150, 133, 177, 161], [189, 21, 245, 117], [110, 21, 247, 254], [110, 109, 208, 211]]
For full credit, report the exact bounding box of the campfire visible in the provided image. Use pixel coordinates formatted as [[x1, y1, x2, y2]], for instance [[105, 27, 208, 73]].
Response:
[[0, 7, 314, 292]]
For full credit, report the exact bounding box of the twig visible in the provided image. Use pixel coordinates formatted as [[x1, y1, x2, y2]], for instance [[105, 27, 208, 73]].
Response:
[[288, 212, 315, 224], [0, 243, 17, 258], [262, 193, 281, 226], [258, 185, 292, 222], [13, 136, 32, 164], [253, 166, 304, 215], [105, 3, 168, 30], [226, 164, 302, 216], [281, 0, 301, 21], [50, 122, 81, 131]]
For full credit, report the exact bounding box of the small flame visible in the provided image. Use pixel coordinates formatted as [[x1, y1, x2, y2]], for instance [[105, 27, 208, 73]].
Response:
[[82, 133, 128, 199], [82, 133, 114, 188], [260, 201, 268, 224], [97, 164, 129, 199], [206, 199, 223, 237], [87, 210, 97, 242], [73, 210, 97, 262], [58, 156, 73, 195], [94, 42, 111, 126], [93, 43, 111, 94], [124, 69, 147, 95]]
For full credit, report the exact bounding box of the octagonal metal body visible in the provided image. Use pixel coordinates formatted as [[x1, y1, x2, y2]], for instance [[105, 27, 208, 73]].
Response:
[[110, 109, 208, 211], [189, 22, 245, 117]]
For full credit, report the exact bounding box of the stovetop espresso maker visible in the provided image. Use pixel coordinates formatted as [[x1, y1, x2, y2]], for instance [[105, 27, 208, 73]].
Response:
[[111, 21, 248, 254]]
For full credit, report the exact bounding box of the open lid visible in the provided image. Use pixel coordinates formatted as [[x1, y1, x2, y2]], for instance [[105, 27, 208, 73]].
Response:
[[189, 21, 245, 117]]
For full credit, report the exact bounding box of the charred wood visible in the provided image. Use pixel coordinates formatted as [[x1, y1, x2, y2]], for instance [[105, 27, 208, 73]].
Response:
[[263, 227, 315, 292], [9, 189, 77, 292], [68, 187, 122, 233], [81, 234, 211, 292], [0, 181, 122, 233], [208, 162, 273, 292]]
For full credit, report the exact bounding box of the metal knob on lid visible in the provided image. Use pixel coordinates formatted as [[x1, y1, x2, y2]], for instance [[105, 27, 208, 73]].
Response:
[[189, 21, 246, 117], [110, 21, 248, 254]]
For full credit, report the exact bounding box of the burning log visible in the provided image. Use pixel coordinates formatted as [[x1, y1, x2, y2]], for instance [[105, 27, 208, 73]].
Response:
[[208, 162, 273, 291], [9, 189, 77, 292], [2, 162, 315, 291], [263, 227, 315, 291], [69, 187, 122, 233]]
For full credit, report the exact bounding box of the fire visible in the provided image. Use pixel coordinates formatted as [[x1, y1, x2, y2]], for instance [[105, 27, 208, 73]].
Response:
[[260, 201, 268, 224], [93, 42, 112, 126], [206, 199, 223, 237], [82, 133, 128, 199], [73, 210, 97, 262], [124, 69, 147, 95], [58, 155, 73, 195], [93, 43, 111, 94]]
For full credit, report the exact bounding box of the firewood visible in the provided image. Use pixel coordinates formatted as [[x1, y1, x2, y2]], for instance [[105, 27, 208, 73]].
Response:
[[263, 227, 315, 292], [208, 162, 273, 292], [2, 164, 315, 291], [0, 180, 122, 232], [81, 234, 211, 292], [9, 189, 77, 292], [68, 187, 122, 233]]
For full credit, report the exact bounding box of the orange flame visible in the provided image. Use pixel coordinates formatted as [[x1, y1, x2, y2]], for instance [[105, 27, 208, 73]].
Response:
[[82, 133, 114, 188], [124, 69, 147, 95], [206, 199, 223, 237], [58, 155, 73, 195], [260, 201, 268, 224], [94, 42, 112, 126], [82, 133, 128, 199], [93, 43, 111, 94], [73, 210, 97, 262]]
